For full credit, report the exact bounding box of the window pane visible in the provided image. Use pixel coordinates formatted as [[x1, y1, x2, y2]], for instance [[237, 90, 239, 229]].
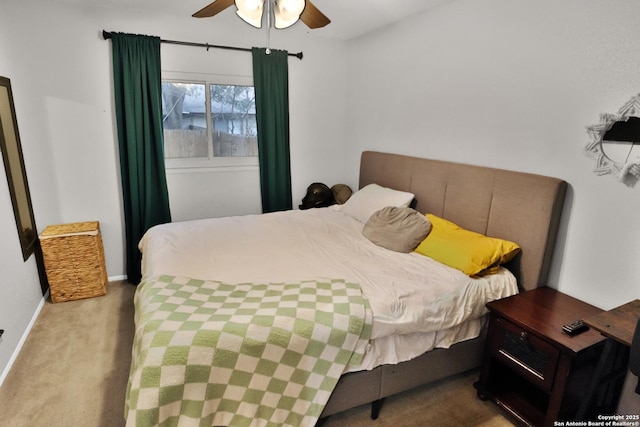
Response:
[[162, 82, 208, 159], [210, 84, 258, 157]]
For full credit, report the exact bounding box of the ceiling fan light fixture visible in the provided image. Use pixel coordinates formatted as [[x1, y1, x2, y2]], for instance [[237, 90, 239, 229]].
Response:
[[235, 0, 264, 27], [274, 0, 306, 29]]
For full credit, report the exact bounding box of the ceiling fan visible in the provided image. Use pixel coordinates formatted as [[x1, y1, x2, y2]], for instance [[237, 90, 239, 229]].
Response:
[[192, 0, 331, 29]]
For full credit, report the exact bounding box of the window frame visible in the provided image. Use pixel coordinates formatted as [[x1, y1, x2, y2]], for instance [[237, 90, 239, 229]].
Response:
[[162, 71, 259, 170]]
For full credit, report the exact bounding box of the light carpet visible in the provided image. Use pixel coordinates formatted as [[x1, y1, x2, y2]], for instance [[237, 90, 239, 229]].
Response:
[[0, 281, 514, 427]]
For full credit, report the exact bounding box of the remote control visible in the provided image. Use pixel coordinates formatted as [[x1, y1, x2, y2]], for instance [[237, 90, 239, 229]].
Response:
[[562, 319, 588, 336]]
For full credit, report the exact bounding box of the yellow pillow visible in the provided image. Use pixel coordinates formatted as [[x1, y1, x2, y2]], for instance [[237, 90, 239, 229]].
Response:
[[414, 214, 520, 276]]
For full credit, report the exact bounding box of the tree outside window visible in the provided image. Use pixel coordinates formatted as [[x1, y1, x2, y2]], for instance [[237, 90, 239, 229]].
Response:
[[162, 81, 257, 160]]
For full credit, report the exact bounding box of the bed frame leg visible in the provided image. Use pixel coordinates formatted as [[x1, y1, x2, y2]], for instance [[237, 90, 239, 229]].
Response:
[[371, 398, 386, 420], [315, 416, 328, 427]]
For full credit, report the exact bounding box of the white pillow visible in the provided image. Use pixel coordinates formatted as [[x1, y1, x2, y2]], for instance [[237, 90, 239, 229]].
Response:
[[340, 183, 415, 223]]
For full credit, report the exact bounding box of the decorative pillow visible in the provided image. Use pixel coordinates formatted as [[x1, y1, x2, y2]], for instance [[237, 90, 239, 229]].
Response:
[[363, 207, 432, 253], [414, 214, 520, 276], [340, 184, 415, 223]]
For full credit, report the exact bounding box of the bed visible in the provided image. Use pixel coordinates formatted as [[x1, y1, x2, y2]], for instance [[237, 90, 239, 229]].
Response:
[[125, 151, 568, 426]]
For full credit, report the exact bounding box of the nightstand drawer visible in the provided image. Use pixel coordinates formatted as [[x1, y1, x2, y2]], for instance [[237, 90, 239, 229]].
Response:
[[488, 315, 560, 392], [477, 288, 609, 427]]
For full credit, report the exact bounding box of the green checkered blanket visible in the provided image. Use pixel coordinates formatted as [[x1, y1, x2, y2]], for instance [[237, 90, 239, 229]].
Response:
[[125, 275, 372, 427]]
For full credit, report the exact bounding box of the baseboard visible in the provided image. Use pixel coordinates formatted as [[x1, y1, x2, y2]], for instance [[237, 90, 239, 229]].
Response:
[[0, 289, 50, 388], [1, 274, 130, 387]]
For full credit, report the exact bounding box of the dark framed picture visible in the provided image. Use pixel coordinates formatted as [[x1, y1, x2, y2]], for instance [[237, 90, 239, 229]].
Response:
[[0, 76, 38, 261]]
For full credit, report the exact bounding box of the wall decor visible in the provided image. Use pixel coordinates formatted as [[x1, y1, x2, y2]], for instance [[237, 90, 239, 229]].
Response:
[[0, 76, 38, 260], [585, 94, 640, 186]]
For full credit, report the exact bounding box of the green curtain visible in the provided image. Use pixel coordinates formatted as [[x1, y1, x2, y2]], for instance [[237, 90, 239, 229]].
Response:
[[110, 32, 171, 284], [252, 48, 292, 213]]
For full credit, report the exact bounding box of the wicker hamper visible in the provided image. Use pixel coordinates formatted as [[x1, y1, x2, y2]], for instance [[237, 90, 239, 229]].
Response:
[[39, 221, 108, 303]]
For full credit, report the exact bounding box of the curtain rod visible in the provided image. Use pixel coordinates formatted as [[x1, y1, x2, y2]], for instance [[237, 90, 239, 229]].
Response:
[[101, 30, 303, 60]]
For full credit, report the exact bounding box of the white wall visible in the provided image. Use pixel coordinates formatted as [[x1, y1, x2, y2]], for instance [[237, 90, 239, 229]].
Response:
[[346, 1, 640, 412], [0, 0, 347, 382], [0, 0, 348, 267], [156, 24, 349, 221], [345, 0, 640, 310], [0, 1, 58, 383], [1, 0, 639, 410]]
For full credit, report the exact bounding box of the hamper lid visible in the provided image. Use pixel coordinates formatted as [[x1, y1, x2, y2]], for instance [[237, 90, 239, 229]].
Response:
[[39, 221, 100, 239]]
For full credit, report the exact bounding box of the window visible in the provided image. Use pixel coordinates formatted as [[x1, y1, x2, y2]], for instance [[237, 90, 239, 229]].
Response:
[[211, 84, 258, 157], [161, 73, 258, 168]]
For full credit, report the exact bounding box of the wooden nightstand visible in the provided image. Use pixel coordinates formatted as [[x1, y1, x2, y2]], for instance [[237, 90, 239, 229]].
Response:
[[474, 287, 607, 427]]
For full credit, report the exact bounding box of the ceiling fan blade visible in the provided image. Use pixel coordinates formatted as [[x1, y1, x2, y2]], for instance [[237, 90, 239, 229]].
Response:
[[192, 0, 235, 18], [300, 0, 331, 29]]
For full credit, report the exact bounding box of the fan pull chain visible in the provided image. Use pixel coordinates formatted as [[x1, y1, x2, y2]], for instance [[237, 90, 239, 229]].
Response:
[[265, 0, 272, 54]]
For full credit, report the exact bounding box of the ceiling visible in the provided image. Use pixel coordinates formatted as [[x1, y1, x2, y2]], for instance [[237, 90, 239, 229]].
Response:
[[276, 0, 452, 39], [92, 0, 452, 40]]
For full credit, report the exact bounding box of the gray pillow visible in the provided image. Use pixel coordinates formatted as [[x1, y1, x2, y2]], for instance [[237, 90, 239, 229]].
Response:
[[362, 206, 432, 253]]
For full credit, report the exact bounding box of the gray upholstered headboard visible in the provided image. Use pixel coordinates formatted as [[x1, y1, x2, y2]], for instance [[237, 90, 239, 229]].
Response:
[[359, 151, 567, 291]]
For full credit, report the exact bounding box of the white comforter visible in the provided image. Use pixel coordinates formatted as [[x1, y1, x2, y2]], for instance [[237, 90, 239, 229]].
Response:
[[139, 207, 518, 369]]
